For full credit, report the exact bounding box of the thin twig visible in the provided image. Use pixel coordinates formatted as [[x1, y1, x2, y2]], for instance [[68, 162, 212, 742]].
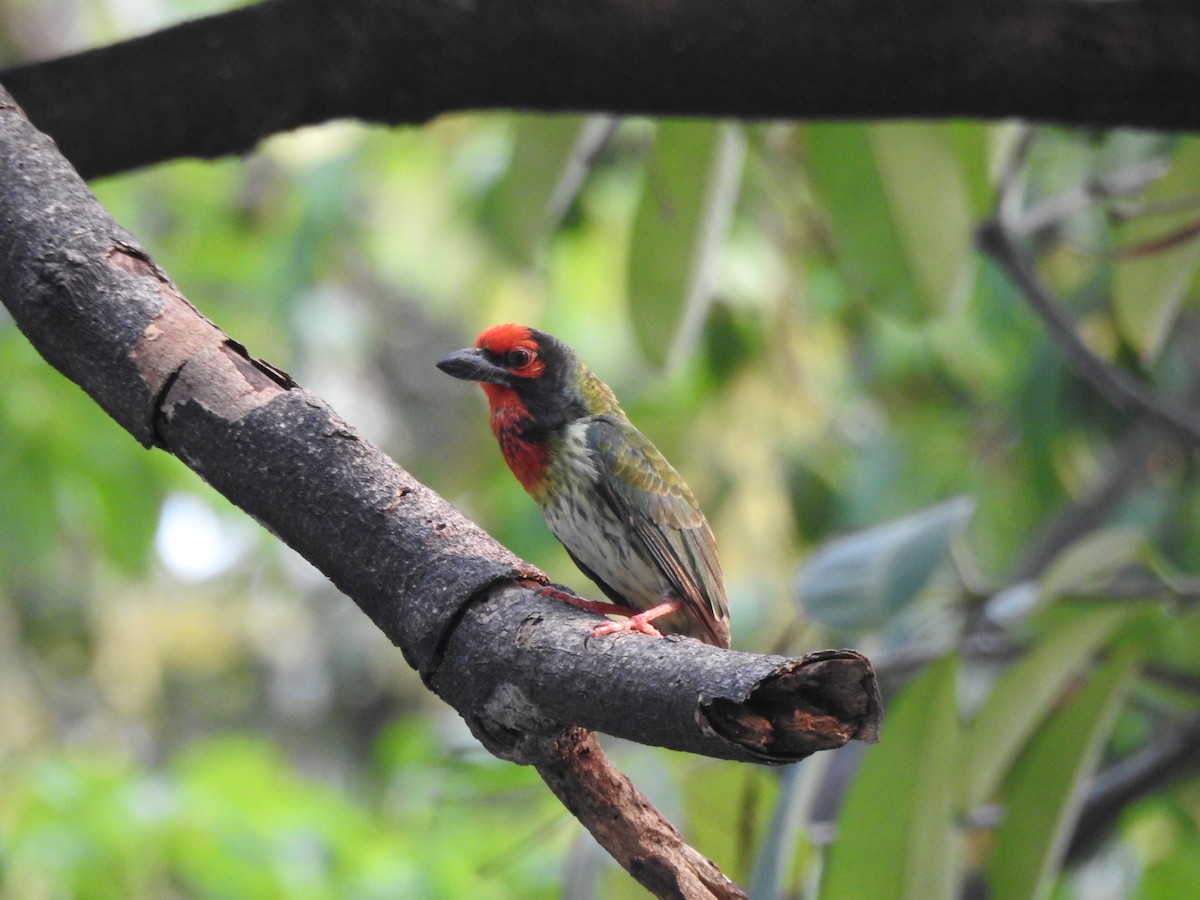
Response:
[[545, 115, 621, 232], [980, 224, 1200, 446], [1011, 156, 1171, 240], [978, 134, 1200, 448], [667, 122, 747, 371], [1009, 422, 1160, 581]]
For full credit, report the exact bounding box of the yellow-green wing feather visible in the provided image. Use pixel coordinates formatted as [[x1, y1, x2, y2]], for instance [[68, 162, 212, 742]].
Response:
[[587, 416, 730, 646]]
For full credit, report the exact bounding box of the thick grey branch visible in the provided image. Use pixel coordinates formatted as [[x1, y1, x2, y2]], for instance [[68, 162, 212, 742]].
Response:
[[0, 85, 880, 896], [3, 0, 1200, 179]]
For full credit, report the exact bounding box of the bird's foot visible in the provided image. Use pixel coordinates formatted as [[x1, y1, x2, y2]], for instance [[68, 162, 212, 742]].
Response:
[[590, 615, 664, 640], [534, 585, 678, 640], [589, 599, 682, 641]]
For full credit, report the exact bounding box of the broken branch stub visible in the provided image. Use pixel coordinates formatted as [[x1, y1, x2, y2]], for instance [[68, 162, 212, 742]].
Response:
[[434, 584, 881, 764]]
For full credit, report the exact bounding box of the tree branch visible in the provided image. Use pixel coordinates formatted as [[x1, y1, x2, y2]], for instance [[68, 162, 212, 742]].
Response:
[[4, 0, 1200, 179], [1008, 422, 1160, 581], [977, 139, 1200, 448], [1011, 356, 1200, 583], [533, 728, 744, 900], [978, 219, 1200, 447], [0, 85, 880, 896], [1068, 711, 1200, 863]]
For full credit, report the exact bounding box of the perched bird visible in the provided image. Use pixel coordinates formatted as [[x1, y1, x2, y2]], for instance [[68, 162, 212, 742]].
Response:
[[437, 324, 730, 647]]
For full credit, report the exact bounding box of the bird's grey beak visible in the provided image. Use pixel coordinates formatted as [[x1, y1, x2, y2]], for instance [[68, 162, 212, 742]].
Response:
[[436, 347, 510, 385]]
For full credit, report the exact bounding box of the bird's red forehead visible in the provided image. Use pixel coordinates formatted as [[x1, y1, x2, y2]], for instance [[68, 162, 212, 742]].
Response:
[[475, 323, 545, 379], [476, 323, 536, 354]]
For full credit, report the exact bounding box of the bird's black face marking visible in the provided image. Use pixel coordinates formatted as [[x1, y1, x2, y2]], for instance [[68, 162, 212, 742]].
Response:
[[494, 330, 589, 429], [439, 326, 591, 432]]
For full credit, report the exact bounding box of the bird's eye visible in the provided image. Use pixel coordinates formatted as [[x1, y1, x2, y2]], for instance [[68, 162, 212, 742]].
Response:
[[507, 347, 534, 368]]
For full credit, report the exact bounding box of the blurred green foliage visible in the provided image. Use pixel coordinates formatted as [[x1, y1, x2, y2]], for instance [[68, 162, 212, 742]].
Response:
[[3, 2, 1200, 898], [0, 725, 566, 898]]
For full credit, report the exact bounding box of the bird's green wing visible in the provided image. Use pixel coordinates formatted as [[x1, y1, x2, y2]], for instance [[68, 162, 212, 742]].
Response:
[[587, 416, 730, 646]]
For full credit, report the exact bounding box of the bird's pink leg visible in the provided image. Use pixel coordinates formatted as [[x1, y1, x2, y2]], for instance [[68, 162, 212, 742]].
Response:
[[536, 585, 640, 618], [534, 585, 677, 639], [591, 600, 682, 640]]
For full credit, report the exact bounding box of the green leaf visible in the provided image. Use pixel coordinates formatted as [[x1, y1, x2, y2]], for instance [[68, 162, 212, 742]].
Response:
[[488, 115, 586, 260], [944, 121, 996, 220], [1037, 526, 1146, 606], [796, 496, 975, 631], [806, 123, 977, 317], [627, 120, 730, 366], [683, 762, 780, 888], [986, 646, 1141, 900], [869, 123, 975, 312], [960, 606, 1136, 811], [805, 124, 917, 316], [0, 331, 176, 574], [1140, 828, 1200, 898], [1113, 138, 1200, 363], [821, 656, 960, 900]]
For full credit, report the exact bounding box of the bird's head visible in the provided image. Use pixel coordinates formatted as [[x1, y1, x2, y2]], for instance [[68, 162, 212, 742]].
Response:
[[437, 324, 618, 431]]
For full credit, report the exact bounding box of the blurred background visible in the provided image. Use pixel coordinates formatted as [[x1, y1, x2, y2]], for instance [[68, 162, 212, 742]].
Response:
[[2, 1, 1200, 898]]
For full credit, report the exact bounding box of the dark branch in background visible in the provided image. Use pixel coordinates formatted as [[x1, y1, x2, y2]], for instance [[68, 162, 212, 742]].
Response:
[[1068, 711, 1200, 863], [977, 131, 1200, 449], [1012, 358, 1200, 582], [1010, 422, 1160, 582], [3, 0, 1200, 179], [973, 128, 1200, 865], [977, 222, 1200, 446], [0, 86, 880, 898]]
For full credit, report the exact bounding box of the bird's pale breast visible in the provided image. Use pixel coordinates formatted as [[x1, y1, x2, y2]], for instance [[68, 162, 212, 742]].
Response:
[[538, 423, 671, 611]]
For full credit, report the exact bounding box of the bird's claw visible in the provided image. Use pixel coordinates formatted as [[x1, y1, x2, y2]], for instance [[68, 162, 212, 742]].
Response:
[[590, 615, 665, 640]]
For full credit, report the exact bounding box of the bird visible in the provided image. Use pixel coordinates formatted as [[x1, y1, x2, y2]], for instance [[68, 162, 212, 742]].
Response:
[[437, 323, 730, 647]]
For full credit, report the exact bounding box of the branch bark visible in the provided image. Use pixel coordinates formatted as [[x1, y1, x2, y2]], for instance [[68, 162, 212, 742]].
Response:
[[533, 728, 742, 899], [0, 85, 880, 897], [4, 0, 1200, 179]]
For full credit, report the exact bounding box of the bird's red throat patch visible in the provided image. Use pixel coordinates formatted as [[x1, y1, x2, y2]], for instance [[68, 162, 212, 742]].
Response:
[[482, 382, 548, 493]]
